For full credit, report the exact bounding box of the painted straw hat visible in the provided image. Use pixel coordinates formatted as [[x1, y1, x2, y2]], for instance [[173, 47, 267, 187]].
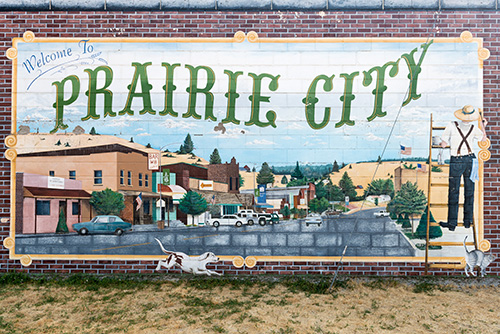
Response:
[[454, 105, 480, 121]]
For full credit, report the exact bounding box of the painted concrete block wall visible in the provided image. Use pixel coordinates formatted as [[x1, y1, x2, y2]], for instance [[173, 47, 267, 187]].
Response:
[[0, 10, 499, 276]]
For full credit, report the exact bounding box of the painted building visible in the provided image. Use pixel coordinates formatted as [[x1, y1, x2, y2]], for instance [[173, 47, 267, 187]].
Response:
[[241, 183, 316, 212], [16, 133, 158, 224], [15, 172, 91, 234]]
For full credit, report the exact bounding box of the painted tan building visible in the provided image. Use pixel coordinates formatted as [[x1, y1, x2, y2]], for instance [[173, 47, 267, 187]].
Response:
[[16, 133, 159, 224]]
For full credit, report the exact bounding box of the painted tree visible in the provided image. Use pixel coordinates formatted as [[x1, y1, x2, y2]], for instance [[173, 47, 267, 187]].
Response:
[[280, 205, 291, 219], [338, 172, 357, 200], [364, 179, 394, 198], [281, 175, 288, 185], [256, 162, 275, 185], [89, 188, 125, 216], [332, 160, 340, 172], [89, 127, 98, 135], [55, 207, 69, 233], [209, 148, 222, 164], [291, 161, 304, 180], [402, 213, 412, 229], [391, 181, 427, 233], [415, 207, 442, 239], [309, 197, 330, 213], [182, 133, 194, 153], [178, 191, 208, 225]]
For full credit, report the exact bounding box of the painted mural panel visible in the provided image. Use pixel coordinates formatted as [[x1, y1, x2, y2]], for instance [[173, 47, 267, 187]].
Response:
[[4, 31, 491, 269]]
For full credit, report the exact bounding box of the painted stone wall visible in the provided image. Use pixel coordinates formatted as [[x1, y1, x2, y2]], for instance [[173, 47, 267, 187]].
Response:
[[1, 10, 499, 275]]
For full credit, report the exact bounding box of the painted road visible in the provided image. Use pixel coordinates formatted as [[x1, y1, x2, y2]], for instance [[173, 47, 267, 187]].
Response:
[[14, 208, 415, 257]]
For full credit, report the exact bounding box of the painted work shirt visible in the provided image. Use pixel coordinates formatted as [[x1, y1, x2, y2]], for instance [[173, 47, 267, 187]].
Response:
[[441, 121, 483, 157]]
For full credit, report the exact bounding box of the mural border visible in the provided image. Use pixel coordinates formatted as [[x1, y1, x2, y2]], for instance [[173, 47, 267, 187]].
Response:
[[4, 30, 491, 268]]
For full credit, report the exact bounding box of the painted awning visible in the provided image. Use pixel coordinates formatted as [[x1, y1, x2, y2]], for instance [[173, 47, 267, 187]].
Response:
[[159, 184, 187, 201], [23, 187, 91, 199]]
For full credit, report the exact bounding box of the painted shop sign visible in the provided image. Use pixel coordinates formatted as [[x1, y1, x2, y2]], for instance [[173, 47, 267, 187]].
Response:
[[4, 31, 492, 271]]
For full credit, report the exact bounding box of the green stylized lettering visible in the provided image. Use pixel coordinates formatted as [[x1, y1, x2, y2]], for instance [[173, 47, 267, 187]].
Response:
[[401, 40, 434, 106], [363, 59, 400, 122], [222, 69, 243, 125], [303, 74, 335, 130], [160, 62, 181, 117], [246, 72, 279, 128], [119, 62, 155, 116], [335, 71, 359, 128], [184, 64, 216, 121], [83, 66, 114, 121], [50, 75, 80, 134]]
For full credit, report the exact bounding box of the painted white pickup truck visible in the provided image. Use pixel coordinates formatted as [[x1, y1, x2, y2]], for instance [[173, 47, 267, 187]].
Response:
[[373, 210, 390, 218]]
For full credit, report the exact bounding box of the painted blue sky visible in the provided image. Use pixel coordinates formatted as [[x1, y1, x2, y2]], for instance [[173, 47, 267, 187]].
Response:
[[15, 38, 482, 167]]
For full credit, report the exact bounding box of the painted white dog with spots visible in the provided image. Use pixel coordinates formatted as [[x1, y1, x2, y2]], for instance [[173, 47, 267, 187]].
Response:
[[154, 238, 222, 276]]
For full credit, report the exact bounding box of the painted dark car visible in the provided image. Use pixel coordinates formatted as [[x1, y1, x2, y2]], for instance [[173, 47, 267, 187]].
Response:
[[72, 215, 132, 236]]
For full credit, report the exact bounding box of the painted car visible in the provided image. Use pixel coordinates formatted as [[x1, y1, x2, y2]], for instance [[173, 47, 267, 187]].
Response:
[[374, 210, 390, 218], [265, 213, 280, 224], [210, 215, 246, 228], [304, 213, 323, 226], [72, 215, 132, 236]]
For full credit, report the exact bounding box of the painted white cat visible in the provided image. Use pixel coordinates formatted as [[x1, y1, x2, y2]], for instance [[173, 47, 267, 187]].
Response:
[[464, 236, 496, 277]]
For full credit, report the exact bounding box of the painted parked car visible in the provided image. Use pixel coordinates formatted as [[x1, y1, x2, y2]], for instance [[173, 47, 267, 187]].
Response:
[[304, 213, 323, 226], [73, 215, 132, 236], [209, 215, 246, 228]]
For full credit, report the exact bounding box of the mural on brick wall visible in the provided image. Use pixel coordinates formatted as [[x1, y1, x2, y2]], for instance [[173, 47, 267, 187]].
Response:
[[3, 30, 492, 271]]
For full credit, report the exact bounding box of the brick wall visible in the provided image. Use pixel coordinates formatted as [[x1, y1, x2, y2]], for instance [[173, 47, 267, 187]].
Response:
[[1, 11, 499, 275]]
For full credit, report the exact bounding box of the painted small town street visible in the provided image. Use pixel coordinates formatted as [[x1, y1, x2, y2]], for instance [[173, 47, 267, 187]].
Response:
[[15, 208, 415, 258]]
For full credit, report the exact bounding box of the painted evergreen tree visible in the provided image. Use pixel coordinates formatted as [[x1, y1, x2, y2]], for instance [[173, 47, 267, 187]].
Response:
[[338, 172, 357, 200], [391, 181, 427, 233], [182, 133, 194, 153], [291, 161, 304, 179], [55, 207, 69, 233], [280, 205, 291, 219], [89, 127, 98, 135], [281, 175, 288, 185], [256, 162, 275, 185], [364, 179, 394, 198], [415, 207, 442, 239], [178, 191, 208, 225], [402, 213, 412, 229], [209, 148, 222, 164], [90, 188, 125, 216], [332, 160, 340, 172]]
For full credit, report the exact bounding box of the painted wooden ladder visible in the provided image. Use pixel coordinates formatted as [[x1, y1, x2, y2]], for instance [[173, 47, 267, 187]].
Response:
[[424, 114, 477, 274]]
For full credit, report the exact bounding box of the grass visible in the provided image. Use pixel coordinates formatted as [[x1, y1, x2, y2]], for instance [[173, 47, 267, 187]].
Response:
[[0, 272, 500, 333]]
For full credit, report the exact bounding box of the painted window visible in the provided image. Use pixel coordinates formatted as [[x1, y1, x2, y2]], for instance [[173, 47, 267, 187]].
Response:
[[49, 171, 55, 176], [69, 170, 76, 180], [223, 205, 238, 215], [145, 174, 149, 188], [139, 173, 143, 187], [36, 200, 50, 215], [229, 177, 233, 191], [144, 199, 150, 215], [94, 170, 103, 185], [120, 170, 124, 185], [127, 171, 132, 186], [72, 202, 80, 215]]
